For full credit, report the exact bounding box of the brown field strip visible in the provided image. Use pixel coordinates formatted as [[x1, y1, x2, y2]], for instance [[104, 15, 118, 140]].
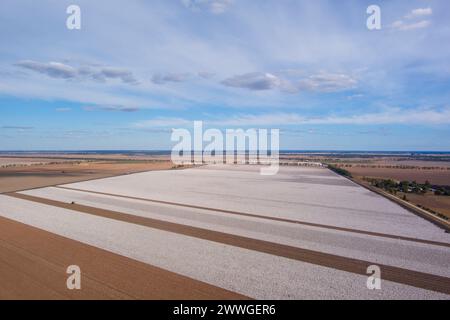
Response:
[[346, 167, 450, 185], [0, 215, 248, 300], [0, 161, 175, 194], [7, 192, 450, 295], [55, 186, 450, 248]]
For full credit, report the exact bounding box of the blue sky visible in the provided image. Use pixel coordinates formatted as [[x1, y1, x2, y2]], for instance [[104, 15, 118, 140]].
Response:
[[1, 0, 450, 150]]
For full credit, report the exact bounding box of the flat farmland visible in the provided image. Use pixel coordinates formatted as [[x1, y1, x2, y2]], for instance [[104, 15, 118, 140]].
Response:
[[399, 193, 450, 220], [0, 165, 449, 299], [0, 157, 64, 167], [0, 160, 175, 193], [346, 166, 450, 185]]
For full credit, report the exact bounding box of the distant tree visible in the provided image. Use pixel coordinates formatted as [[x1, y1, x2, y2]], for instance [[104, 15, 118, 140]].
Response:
[[400, 181, 409, 193], [423, 180, 431, 192]]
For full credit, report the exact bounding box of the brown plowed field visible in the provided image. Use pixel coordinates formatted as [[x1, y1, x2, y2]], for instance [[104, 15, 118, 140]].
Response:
[[0, 216, 248, 300], [0, 161, 175, 193]]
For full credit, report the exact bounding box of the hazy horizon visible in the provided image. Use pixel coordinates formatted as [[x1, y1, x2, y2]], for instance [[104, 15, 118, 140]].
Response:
[[1, 149, 450, 154]]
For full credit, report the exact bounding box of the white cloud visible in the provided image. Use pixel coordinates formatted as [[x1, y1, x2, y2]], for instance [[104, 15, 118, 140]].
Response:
[[15, 61, 77, 79], [298, 73, 357, 93], [347, 94, 364, 100], [94, 67, 138, 84], [1, 125, 34, 130], [134, 117, 191, 128], [55, 107, 71, 112], [181, 0, 233, 14], [306, 107, 450, 125], [221, 72, 282, 90], [198, 71, 216, 79], [391, 20, 431, 31], [221, 71, 357, 93], [83, 105, 140, 112], [134, 107, 450, 128], [16, 60, 138, 84], [392, 7, 433, 31], [0, 76, 171, 112], [405, 8, 433, 19], [152, 73, 190, 84]]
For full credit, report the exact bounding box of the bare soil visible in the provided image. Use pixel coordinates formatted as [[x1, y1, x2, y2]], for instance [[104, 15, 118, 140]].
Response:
[[0, 160, 175, 193], [0, 216, 247, 300], [399, 193, 450, 220], [347, 167, 450, 185]]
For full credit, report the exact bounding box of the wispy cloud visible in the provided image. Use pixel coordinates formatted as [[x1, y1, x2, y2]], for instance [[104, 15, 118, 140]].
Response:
[[347, 94, 364, 100], [222, 72, 282, 91], [301, 107, 450, 125], [217, 107, 450, 126], [55, 107, 72, 112], [198, 71, 216, 79], [15, 61, 77, 79], [391, 20, 431, 31], [298, 73, 357, 93], [221, 72, 357, 93], [15, 60, 138, 84], [405, 8, 433, 19], [93, 67, 138, 84], [181, 0, 233, 14], [1, 125, 34, 130], [133, 107, 450, 128], [391, 7, 433, 31], [152, 73, 190, 85], [83, 105, 140, 112], [134, 117, 191, 128]]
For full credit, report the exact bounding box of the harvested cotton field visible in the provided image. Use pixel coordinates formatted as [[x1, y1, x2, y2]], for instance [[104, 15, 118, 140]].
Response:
[[0, 165, 449, 299]]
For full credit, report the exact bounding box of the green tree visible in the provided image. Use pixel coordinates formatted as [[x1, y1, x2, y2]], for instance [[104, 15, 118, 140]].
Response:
[[400, 181, 409, 193]]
